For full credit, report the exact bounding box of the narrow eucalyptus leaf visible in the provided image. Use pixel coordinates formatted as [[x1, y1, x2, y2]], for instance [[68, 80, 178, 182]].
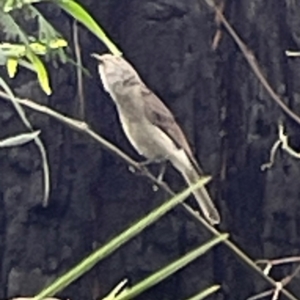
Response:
[[115, 234, 228, 300], [6, 57, 18, 78], [32, 179, 210, 300], [53, 0, 121, 56], [0, 130, 41, 148], [185, 285, 221, 300], [26, 51, 52, 95]]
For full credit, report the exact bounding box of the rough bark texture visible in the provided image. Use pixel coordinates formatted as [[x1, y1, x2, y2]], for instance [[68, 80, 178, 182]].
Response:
[[1, 0, 300, 299]]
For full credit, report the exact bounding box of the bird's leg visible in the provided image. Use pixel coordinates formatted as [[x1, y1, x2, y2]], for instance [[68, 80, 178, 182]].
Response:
[[138, 158, 157, 167], [137, 157, 167, 170], [157, 162, 167, 182], [130, 159, 168, 185], [129, 158, 158, 174], [151, 161, 168, 192]]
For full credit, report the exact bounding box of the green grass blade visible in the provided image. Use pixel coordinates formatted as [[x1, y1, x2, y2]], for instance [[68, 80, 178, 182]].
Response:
[[6, 57, 18, 77], [4, 0, 41, 12], [32, 178, 210, 300], [0, 11, 52, 95], [26, 50, 51, 95], [114, 235, 228, 300], [52, 0, 121, 56], [185, 285, 221, 300]]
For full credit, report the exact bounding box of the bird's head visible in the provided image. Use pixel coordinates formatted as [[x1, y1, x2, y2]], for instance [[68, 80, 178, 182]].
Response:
[[91, 53, 140, 94]]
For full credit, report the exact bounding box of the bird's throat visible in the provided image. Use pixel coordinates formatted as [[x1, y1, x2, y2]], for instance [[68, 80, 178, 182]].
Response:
[[98, 64, 111, 93]]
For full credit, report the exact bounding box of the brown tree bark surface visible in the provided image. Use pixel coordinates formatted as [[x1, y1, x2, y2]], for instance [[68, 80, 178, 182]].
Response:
[[0, 0, 300, 299]]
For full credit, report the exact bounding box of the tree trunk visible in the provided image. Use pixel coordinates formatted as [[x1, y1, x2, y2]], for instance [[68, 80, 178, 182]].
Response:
[[0, 0, 300, 299]]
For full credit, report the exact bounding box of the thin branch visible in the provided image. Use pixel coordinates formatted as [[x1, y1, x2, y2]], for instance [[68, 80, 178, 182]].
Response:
[[261, 139, 281, 171], [211, 0, 225, 51], [102, 279, 128, 300], [0, 91, 298, 300], [247, 289, 274, 300], [272, 282, 282, 300], [0, 89, 172, 192], [257, 256, 300, 267], [261, 123, 300, 170], [281, 264, 300, 287], [0, 78, 50, 207], [72, 20, 85, 119], [252, 257, 300, 299], [279, 124, 300, 159], [286, 51, 300, 57], [205, 0, 300, 126]]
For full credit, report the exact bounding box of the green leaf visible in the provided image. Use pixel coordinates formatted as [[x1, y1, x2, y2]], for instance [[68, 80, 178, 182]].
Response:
[[102, 280, 128, 300], [3, 0, 16, 12], [0, 9, 26, 40], [0, 77, 28, 124], [6, 57, 18, 77], [48, 38, 68, 49], [3, 0, 41, 12], [114, 235, 228, 300], [185, 285, 221, 300], [0, 49, 6, 65], [0, 39, 67, 57], [0, 12, 52, 95], [32, 178, 211, 300], [0, 42, 26, 57], [26, 51, 51, 95], [18, 58, 39, 71], [0, 130, 41, 148], [53, 0, 122, 56]]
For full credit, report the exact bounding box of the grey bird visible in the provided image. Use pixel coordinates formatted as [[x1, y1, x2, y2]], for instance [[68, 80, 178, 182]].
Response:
[[92, 53, 220, 225]]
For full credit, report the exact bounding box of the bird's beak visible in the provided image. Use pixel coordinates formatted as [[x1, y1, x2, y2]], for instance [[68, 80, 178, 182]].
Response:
[[91, 53, 103, 63]]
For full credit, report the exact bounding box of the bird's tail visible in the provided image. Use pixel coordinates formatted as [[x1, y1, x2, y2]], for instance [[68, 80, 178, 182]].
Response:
[[180, 165, 220, 225]]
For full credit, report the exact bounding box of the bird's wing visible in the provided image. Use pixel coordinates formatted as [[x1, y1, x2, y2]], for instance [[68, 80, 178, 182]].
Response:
[[141, 85, 203, 175]]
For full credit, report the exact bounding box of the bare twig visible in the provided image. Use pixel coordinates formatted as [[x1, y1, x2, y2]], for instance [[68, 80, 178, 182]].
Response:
[[102, 279, 128, 300], [251, 257, 300, 299], [261, 139, 281, 171], [272, 282, 282, 300], [286, 51, 300, 57], [247, 289, 274, 300], [263, 262, 272, 276], [205, 0, 300, 126], [261, 123, 300, 170], [73, 20, 85, 119], [257, 256, 300, 267], [211, 0, 225, 50], [0, 91, 298, 300], [0, 78, 50, 207], [280, 125, 300, 159], [281, 264, 300, 287]]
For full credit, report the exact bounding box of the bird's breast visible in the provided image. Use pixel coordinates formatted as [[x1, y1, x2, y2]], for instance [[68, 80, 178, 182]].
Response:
[[98, 65, 111, 92], [118, 113, 180, 162]]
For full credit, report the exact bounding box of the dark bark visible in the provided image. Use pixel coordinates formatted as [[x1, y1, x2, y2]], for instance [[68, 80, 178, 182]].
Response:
[[0, 0, 300, 299]]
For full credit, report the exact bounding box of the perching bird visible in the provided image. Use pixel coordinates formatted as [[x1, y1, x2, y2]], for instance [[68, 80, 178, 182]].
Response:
[[92, 53, 220, 225]]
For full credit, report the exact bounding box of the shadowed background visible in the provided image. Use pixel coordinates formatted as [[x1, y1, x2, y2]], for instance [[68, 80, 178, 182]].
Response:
[[0, 0, 300, 299]]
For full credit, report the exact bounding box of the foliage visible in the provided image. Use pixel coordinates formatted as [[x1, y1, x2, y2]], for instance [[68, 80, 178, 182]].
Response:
[[32, 179, 223, 300], [1, 0, 121, 94], [0, 2, 62, 94]]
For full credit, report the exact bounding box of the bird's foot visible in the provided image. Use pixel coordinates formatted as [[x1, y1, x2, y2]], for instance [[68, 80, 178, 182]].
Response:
[[129, 160, 168, 191], [156, 162, 166, 182]]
